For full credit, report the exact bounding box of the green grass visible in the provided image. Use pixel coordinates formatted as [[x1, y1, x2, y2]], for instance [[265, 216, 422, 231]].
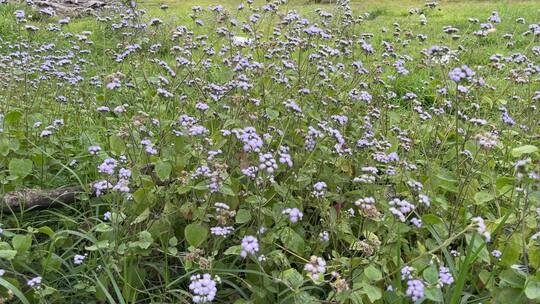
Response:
[[0, 0, 539, 303]]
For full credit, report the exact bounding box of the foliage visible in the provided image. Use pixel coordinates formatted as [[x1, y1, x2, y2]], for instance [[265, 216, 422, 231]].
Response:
[[0, 0, 539, 303]]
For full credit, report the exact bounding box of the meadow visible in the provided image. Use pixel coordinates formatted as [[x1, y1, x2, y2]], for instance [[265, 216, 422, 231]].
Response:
[[0, 0, 539, 303]]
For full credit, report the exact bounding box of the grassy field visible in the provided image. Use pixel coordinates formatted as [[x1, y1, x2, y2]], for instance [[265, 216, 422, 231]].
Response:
[[0, 0, 539, 303]]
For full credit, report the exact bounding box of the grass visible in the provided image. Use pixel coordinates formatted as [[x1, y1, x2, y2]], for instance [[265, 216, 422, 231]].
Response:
[[0, 0, 540, 303]]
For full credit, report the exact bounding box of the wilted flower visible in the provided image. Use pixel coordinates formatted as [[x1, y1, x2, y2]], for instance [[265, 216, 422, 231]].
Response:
[[304, 256, 326, 280]]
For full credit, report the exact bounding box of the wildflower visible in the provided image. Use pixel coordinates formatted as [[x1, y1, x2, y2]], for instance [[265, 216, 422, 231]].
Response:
[[27, 276, 42, 287], [389, 198, 415, 222], [476, 132, 498, 149], [355, 197, 375, 210], [93, 180, 112, 196], [418, 194, 430, 206], [471, 217, 491, 242], [189, 274, 217, 303], [103, 211, 112, 221], [304, 256, 326, 280], [74, 254, 87, 265], [210, 226, 234, 236], [492, 249, 502, 259], [411, 217, 422, 228], [98, 158, 117, 175], [488, 11, 501, 23], [258, 153, 277, 174], [88, 145, 101, 155], [312, 182, 327, 197], [401, 266, 414, 279], [278, 145, 293, 167], [439, 266, 454, 285], [240, 235, 259, 258], [319, 231, 329, 241], [406, 279, 425, 301], [282, 208, 303, 223], [448, 65, 475, 82], [14, 10, 25, 20], [40, 130, 53, 137]]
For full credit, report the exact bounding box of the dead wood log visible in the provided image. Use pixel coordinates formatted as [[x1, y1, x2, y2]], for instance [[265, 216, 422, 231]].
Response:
[[1, 186, 89, 211], [1, 164, 173, 212]]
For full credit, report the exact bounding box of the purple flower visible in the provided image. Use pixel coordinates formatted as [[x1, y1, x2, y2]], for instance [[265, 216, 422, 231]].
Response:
[[240, 235, 259, 258], [319, 231, 329, 241], [448, 65, 475, 82], [258, 153, 277, 174], [282, 208, 303, 223], [488, 11, 501, 23], [14, 10, 25, 20], [88, 145, 101, 155], [210, 226, 234, 236], [312, 181, 327, 197], [406, 279, 425, 301], [349, 89, 372, 103], [98, 158, 117, 175], [189, 274, 217, 303], [401, 266, 414, 279], [74, 254, 87, 265], [472, 217, 491, 242], [27, 276, 42, 287], [93, 180, 112, 196], [389, 199, 415, 222], [439, 266, 454, 285], [103, 211, 112, 221], [411, 217, 422, 228], [304, 256, 326, 280]]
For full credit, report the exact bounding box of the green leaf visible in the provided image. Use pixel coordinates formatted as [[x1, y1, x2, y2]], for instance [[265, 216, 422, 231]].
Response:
[[511, 145, 538, 157], [5, 111, 23, 125], [85, 240, 110, 251], [423, 266, 439, 284], [8, 158, 33, 179], [220, 185, 236, 196], [224, 245, 242, 255], [279, 227, 305, 254], [0, 250, 18, 260], [235, 209, 252, 224], [12, 234, 32, 254], [525, 278, 540, 300], [94, 223, 113, 232], [281, 268, 304, 290], [265, 108, 280, 120], [0, 137, 10, 156], [131, 208, 150, 225], [155, 161, 172, 181], [474, 191, 495, 205], [499, 269, 525, 288], [184, 223, 208, 247], [109, 135, 126, 154], [362, 284, 382, 302], [422, 214, 443, 225], [37, 226, 55, 238], [137, 231, 153, 249], [364, 265, 382, 281], [245, 195, 265, 205], [501, 234, 521, 266], [425, 286, 443, 302]]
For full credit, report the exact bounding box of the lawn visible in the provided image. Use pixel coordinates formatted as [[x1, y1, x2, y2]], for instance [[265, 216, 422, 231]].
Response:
[[0, 0, 539, 303]]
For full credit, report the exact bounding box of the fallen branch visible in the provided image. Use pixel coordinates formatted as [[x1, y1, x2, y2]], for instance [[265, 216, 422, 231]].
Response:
[[1, 164, 173, 212], [1, 186, 89, 211]]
